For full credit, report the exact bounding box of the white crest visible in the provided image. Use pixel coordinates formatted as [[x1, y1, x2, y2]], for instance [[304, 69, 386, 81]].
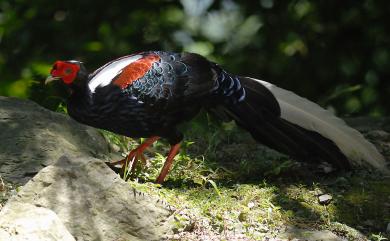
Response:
[[88, 55, 142, 93]]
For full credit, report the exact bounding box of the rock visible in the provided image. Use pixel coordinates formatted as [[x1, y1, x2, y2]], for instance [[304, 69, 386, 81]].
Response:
[[109, 143, 121, 153], [279, 226, 344, 241], [0, 97, 174, 240], [0, 96, 109, 185], [0, 203, 75, 241], [0, 155, 174, 241], [318, 194, 333, 205], [386, 222, 390, 233]]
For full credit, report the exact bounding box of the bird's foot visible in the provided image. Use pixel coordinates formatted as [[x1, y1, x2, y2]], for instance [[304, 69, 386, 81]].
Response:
[[110, 149, 146, 166], [106, 137, 180, 184], [107, 136, 160, 180], [119, 149, 145, 180]]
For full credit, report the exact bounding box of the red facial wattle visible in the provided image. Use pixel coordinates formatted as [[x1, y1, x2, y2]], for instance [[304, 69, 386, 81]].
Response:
[[51, 61, 80, 84]]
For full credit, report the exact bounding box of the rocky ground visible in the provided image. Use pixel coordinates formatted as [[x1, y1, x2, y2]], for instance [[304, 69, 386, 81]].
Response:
[[0, 97, 173, 241], [0, 96, 389, 241]]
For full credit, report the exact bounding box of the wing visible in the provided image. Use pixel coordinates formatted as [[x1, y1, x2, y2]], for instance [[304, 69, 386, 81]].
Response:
[[107, 51, 216, 106], [87, 54, 144, 93]]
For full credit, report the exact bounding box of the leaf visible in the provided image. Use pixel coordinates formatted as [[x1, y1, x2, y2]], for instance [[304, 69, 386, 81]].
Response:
[[206, 178, 221, 197]]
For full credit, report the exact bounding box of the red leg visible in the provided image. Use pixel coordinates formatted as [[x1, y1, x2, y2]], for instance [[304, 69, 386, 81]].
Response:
[[156, 143, 181, 184], [111, 136, 160, 166]]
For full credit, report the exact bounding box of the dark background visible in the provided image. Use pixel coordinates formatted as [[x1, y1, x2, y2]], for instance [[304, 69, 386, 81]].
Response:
[[1, 0, 389, 116]]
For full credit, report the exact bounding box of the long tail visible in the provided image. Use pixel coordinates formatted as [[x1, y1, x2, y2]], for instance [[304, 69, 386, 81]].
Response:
[[210, 67, 388, 173]]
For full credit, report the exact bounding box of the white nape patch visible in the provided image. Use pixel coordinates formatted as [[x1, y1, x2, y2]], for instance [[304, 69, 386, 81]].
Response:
[[88, 55, 142, 93]]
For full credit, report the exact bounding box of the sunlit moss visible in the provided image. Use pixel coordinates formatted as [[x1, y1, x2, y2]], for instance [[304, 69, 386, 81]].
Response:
[[102, 123, 389, 239], [129, 180, 284, 237]]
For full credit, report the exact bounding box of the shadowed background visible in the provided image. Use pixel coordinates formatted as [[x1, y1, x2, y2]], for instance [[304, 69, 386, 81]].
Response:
[[0, 0, 389, 115]]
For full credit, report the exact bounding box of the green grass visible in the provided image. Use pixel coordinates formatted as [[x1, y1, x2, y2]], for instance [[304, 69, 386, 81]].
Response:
[[101, 117, 390, 240]]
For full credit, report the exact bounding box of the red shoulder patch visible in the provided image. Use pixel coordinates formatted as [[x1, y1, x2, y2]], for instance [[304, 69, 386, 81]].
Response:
[[113, 54, 160, 89]]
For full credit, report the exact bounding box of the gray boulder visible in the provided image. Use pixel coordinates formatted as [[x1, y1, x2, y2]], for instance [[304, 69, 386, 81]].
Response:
[[0, 97, 174, 241], [0, 203, 76, 241], [0, 96, 109, 185], [0, 156, 173, 241]]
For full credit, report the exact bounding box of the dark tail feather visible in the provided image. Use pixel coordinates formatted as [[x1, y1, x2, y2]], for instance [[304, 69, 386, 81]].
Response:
[[222, 79, 351, 169]]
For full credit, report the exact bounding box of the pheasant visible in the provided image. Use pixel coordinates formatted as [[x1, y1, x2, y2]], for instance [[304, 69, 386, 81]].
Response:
[[45, 51, 388, 183]]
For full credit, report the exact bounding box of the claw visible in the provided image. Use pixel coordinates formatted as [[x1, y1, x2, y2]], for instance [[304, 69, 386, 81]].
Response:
[[109, 136, 160, 179], [107, 136, 181, 184]]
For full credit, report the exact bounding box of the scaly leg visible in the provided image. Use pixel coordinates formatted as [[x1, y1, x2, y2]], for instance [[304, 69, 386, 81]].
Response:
[[110, 136, 160, 174], [156, 143, 181, 184]]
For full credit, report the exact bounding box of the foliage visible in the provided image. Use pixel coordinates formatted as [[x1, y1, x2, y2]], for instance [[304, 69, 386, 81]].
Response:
[[127, 147, 390, 239], [1, 0, 390, 115], [370, 233, 388, 241], [101, 122, 390, 240]]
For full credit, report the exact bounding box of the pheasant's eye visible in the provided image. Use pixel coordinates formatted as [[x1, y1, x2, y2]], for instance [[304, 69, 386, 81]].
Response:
[[64, 67, 73, 75]]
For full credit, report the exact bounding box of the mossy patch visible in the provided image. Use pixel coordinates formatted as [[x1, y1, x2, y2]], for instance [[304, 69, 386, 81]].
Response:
[[102, 118, 390, 240]]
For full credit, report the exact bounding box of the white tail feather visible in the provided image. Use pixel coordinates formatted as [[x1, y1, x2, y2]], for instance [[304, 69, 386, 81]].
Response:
[[249, 78, 388, 172]]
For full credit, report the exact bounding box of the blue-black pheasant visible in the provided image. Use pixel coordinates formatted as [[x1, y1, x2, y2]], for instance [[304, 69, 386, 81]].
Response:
[[45, 51, 388, 183]]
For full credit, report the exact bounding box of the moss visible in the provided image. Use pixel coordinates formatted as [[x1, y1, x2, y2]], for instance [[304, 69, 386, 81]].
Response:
[[334, 177, 390, 231], [102, 124, 390, 240]]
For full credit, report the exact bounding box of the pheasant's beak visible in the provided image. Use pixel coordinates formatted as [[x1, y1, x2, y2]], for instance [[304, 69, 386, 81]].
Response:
[[45, 75, 61, 85]]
